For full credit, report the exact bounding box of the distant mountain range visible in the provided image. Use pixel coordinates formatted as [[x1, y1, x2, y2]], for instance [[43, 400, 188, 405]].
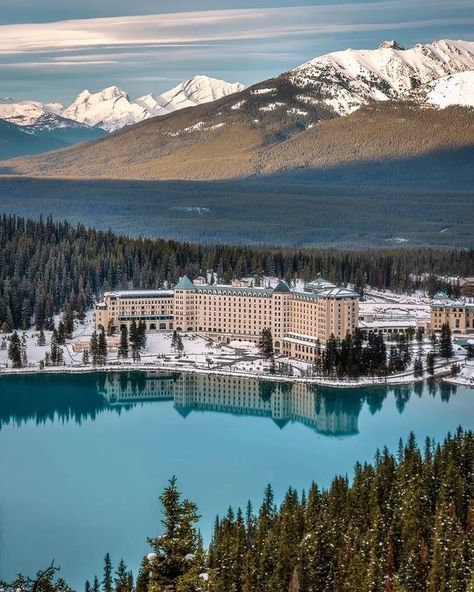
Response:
[[4, 38, 473, 180], [0, 75, 245, 133], [1, 38, 473, 172], [0, 76, 244, 158]]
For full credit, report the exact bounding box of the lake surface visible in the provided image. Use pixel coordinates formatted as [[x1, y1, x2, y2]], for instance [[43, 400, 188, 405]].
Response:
[[0, 371, 472, 589]]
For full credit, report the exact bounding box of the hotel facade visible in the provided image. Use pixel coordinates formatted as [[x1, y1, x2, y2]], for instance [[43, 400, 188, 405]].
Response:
[[95, 276, 359, 361], [430, 292, 474, 335]]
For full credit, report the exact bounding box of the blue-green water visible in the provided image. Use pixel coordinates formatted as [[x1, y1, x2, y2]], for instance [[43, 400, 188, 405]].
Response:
[[0, 372, 472, 589]]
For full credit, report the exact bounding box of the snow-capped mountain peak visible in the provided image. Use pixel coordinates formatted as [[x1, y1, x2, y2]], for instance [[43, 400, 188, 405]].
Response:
[[379, 40, 405, 50], [0, 98, 75, 131], [61, 75, 245, 131], [135, 75, 245, 117], [61, 86, 147, 132], [288, 39, 474, 115], [99, 86, 128, 101]]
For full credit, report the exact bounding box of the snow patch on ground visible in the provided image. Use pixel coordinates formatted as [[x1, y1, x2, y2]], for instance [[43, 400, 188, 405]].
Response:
[[251, 88, 276, 95], [259, 102, 285, 112]]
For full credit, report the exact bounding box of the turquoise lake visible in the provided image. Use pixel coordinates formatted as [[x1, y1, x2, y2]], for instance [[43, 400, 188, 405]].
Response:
[[0, 371, 473, 589]]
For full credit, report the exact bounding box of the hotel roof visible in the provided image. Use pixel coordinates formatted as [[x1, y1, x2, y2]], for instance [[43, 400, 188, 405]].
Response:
[[305, 277, 337, 292], [175, 276, 196, 290], [105, 290, 174, 298]]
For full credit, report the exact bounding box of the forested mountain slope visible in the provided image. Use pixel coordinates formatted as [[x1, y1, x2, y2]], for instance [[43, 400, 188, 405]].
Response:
[[4, 102, 474, 181]]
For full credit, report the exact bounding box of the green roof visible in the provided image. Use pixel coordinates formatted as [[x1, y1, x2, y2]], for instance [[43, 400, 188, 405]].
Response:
[[273, 280, 291, 293], [175, 276, 196, 290]]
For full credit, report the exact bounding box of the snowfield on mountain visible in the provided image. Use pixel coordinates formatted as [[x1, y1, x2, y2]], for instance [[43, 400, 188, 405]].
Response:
[[61, 76, 245, 132]]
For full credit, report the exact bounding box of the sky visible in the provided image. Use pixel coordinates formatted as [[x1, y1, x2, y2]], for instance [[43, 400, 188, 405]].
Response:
[[0, 0, 473, 104]]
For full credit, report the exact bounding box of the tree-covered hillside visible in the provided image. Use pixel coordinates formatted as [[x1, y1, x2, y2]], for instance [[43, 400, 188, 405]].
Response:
[[1, 214, 473, 330]]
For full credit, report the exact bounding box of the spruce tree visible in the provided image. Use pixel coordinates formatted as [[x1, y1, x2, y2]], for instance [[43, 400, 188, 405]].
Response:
[[102, 553, 113, 592], [90, 331, 99, 365], [114, 559, 131, 592], [439, 323, 454, 359], [7, 331, 22, 368], [37, 329, 46, 346], [134, 557, 150, 592], [148, 476, 201, 592], [426, 352, 436, 376], [118, 325, 129, 359], [258, 328, 274, 360], [98, 327, 108, 366]]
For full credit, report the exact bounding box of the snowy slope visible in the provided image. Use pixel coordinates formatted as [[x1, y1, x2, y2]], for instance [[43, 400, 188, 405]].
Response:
[[0, 97, 108, 141], [0, 99, 71, 131], [61, 86, 149, 132], [425, 71, 474, 108], [63, 76, 245, 131], [0, 97, 106, 156], [136, 75, 245, 116], [288, 39, 474, 115]]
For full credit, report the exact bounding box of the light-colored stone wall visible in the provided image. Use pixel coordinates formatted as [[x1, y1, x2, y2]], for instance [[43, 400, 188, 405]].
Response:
[[94, 279, 360, 357]]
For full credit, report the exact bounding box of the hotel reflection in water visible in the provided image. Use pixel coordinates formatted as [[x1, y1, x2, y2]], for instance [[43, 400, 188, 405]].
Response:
[[98, 373, 361, 437]]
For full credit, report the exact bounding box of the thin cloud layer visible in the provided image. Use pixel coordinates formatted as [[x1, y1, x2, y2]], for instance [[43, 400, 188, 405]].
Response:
[[1, 2, 472, 103], [0, 4, 472, 55]]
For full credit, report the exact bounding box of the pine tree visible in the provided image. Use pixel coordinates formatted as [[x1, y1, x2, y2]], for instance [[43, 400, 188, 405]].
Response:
[[98, 327, 108, 366], [57, 321, 66, 345], [259, 328, 274, 360], [148, 476, 201, 592], [118, 325, 129, 359], [114, 559, 131, 592], [83, 349, 90, 365], [90, 331, 99, 365], [8, 331, 22, 367], [414, 356, 424, 378], [439, 323, 454, 359], [171, 330, 178, 350], [21, 333, 28, 367], [50, 329, 64, 366], [102, 553, 113, 592], [37, 329, 46, 346], [176, 333, 184, 354], [135, 557, 150, 592], [426, 352, 436, 376]]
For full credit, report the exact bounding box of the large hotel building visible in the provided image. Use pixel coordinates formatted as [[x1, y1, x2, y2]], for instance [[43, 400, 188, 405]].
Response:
[[95, 276, 359, 361], [430, 291, 474, 335]]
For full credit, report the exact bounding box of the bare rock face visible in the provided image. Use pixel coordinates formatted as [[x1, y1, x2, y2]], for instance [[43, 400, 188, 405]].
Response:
[[379, 40, 405, 50]]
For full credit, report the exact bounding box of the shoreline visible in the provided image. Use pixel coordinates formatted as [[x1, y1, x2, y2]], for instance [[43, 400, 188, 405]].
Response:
[[0, 360, 463, 389]]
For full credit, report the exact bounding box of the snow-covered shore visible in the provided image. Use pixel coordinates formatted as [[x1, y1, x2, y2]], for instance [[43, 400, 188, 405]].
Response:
[[1, 299, 472, 389], [0, 356, 464, 389]]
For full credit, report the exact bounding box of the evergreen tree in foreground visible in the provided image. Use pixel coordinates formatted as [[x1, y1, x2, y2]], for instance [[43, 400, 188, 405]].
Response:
[[147, 476, 202, 592], [102, 553, 113, 592]]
